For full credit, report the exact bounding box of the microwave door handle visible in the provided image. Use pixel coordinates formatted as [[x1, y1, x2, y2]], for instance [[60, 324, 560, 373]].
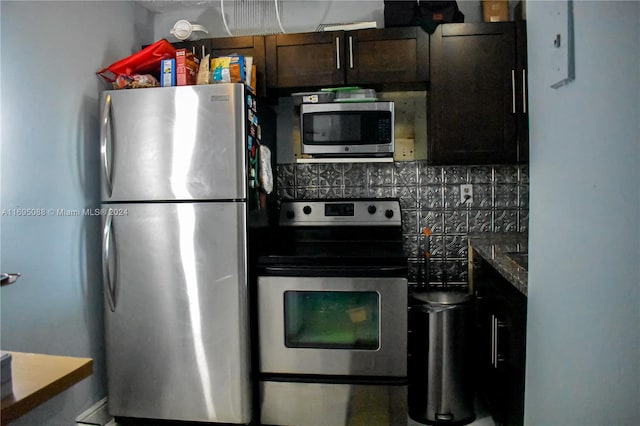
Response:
[[335, 36, 341, 70]]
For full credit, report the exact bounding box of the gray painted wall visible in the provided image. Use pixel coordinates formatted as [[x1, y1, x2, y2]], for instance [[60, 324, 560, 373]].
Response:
[[525, 1, 640, 425], [0, 2, 153, 424]]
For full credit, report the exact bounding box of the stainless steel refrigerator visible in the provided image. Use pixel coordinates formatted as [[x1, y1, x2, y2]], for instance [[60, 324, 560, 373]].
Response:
[[99, 83, 256, 423]]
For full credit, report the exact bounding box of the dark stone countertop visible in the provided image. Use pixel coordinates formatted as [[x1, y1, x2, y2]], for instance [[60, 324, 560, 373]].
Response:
[[468, 232, 528, 296]]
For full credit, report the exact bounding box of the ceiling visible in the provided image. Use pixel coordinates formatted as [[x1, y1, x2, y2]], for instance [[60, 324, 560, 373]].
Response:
[[136, 0, 218, 13]]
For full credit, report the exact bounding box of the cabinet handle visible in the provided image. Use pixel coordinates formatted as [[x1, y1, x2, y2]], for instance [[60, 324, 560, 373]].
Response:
[[495, 316, 500, 368], [522, 69, 527, 114], [490, 315, 496, 367], [511, 69, 516, 114], [493, 317, 507, 368], [348, 36, 354, 69], [336, 37, 341, 70], [498, 320, 507, 361]]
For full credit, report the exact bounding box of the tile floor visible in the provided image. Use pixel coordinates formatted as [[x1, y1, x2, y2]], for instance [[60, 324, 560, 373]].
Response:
[[407, 396, 495, 426], [86, 392, 495, 426], [109, 417, 493, 426], [95, 400, 495, 426], [108, 415, 494, 426]]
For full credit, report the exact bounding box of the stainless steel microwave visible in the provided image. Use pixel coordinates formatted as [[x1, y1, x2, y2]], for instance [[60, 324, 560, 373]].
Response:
[[300, 101, 394, 157]]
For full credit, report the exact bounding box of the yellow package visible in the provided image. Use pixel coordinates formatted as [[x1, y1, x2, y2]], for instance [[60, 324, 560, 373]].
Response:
[[212, 57, 231, 83]]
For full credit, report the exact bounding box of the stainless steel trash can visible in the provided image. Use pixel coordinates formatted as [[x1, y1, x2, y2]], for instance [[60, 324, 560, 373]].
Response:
[[409, 291, 475, 425]]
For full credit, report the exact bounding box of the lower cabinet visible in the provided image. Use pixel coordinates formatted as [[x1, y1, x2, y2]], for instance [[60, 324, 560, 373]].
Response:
[[473, 255, 527, 426]]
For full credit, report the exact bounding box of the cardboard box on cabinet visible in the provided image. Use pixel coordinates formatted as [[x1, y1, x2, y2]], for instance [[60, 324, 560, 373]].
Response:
[[482, 0, 510, 22]]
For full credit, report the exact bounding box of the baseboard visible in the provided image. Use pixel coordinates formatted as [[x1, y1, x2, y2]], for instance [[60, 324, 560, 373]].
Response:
[[76, 397, 114, 426]]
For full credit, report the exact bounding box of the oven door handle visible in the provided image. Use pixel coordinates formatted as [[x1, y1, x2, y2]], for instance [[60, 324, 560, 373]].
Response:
[[258, 265, 408, 277]]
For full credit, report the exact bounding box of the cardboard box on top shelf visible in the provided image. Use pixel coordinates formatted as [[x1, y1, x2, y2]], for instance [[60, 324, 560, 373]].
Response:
[[161, 59, 176, 87], [176, 49, 200, 86], [482, 0, 510, 22]]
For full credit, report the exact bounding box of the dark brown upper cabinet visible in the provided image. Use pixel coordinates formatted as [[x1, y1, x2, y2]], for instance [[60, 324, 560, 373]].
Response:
[[265, 31, 344, 88], [171, 36, 267, 96], [428, 22, 528, 165], [265, 27, 429, 90], [515, 21, 529, 164]]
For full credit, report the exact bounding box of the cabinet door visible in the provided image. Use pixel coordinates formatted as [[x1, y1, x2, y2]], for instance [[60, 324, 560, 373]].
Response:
[[515, 21, 529, 164], [474, 276, 509, 424], [266, 32, 345, 88], [346, 27, 428, 85], [429, 23, 517, 165], [500, 279, 527, 426], [473, 255, 527, 426]]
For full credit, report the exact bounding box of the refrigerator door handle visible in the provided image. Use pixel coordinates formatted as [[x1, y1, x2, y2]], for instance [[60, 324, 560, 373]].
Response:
[[102, 211, 117, 312], [101, 94, 114, 197]]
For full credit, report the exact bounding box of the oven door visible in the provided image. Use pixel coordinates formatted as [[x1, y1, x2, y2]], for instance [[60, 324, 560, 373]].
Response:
[[258, 276, 407, 377]]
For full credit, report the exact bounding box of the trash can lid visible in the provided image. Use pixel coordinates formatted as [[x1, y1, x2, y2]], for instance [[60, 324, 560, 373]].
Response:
[[412, 290, 473, 305]]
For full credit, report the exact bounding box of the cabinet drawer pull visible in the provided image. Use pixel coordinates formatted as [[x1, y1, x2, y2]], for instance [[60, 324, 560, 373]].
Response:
[[336, 37, 341, 70]]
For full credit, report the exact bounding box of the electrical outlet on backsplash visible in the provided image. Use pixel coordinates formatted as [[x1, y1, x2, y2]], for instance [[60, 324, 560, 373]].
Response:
[[276, 162, 529, 287]]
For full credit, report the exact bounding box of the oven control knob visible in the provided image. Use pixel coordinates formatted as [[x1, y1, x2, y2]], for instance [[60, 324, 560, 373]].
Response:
[[286, 210, 295, 219], [367, 205, 377, 214], [303, 205, 312, 215], [385, 209, 394, 219]]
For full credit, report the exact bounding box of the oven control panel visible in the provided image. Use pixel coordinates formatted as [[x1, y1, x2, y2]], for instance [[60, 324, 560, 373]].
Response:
[[279, 199, 402, 226]]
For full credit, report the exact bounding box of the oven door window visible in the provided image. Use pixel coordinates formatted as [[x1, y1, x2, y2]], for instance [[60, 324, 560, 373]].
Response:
[[284, 291, 380, 350]]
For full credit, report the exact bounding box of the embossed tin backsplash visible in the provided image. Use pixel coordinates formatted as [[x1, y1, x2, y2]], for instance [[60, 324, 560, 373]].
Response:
[[276, 162, 529, 288]]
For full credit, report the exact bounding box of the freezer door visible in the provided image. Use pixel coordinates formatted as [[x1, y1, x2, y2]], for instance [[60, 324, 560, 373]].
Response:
[[100, 84, 247, 202], [102, 202, 251, 423]]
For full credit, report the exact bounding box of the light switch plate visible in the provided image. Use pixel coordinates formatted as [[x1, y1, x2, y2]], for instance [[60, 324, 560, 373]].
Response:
[[547, 0, 575, 89]]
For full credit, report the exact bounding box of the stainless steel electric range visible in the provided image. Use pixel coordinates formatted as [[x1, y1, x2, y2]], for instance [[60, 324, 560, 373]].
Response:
[[257, 198, 409, 426]]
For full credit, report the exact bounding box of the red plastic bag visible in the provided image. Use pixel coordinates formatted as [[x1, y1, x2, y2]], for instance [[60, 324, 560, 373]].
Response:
[[97, 39, 176, 82]]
